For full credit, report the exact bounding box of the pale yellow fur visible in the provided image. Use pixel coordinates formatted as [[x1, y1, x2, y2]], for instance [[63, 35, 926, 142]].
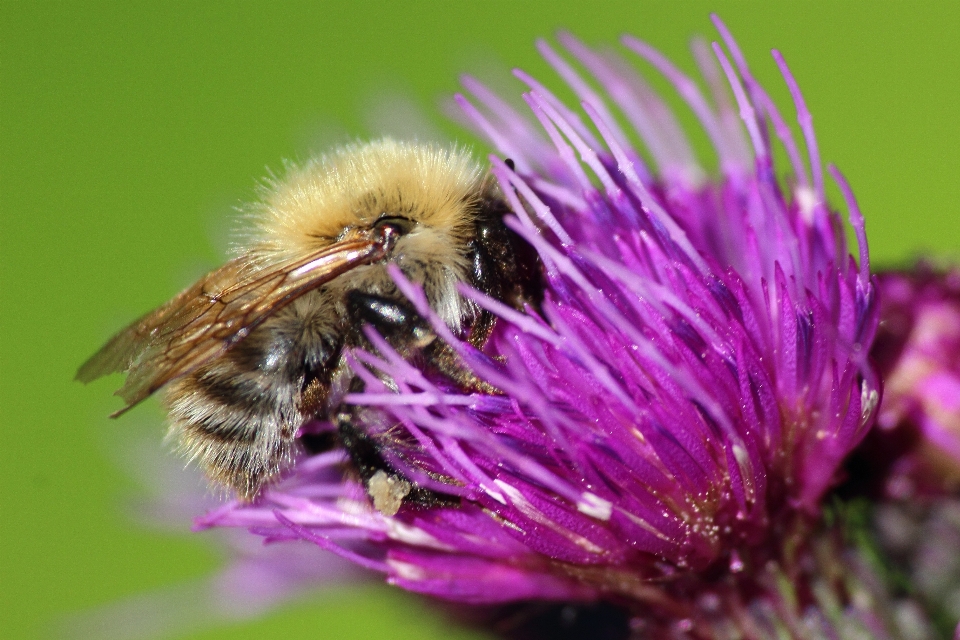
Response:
[[244, 139, 484, 261]]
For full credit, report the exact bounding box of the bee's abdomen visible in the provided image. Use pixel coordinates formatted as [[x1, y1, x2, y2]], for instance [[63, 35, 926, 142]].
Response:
[[164, 350, 305, 501], [163, 294, 345, 500]]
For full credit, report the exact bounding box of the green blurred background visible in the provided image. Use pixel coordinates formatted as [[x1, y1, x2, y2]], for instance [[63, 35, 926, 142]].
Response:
[[3, 1, 959, 638]]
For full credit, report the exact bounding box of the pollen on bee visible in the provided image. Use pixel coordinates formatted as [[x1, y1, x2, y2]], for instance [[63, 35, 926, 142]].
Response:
[[367, 470, 412, 516]]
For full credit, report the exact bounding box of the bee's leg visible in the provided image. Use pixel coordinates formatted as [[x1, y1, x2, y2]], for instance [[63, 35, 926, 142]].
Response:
[[346, 289, 497, 393], [298, 428, 339, 455], [335, 378, 394, 485], [346, 290, 432, 352], [336, 379, 459, 515], [422, 337, 500, 394], [294, 338, 345, 454]]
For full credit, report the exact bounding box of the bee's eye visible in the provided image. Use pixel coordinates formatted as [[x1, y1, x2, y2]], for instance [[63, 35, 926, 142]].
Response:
[[372, 215, 415, 236]]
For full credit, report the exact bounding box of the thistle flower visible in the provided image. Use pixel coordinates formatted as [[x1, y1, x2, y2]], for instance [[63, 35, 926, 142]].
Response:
[[197, 16, 887, 635]]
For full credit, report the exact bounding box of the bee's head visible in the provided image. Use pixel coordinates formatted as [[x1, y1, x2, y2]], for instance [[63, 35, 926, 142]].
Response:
[[242, 139, 498, 331], [247, 139, 484, 261]]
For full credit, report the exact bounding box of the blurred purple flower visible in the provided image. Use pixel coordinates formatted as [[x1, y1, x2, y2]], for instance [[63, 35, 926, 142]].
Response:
[[196, 16, 889, 634], [870, 266, 960, 495], [844, 266, 960, 638], [63, 432, 368, 640]]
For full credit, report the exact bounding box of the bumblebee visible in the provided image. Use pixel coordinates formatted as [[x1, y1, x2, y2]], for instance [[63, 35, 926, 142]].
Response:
[[79, 140, 538, 513]]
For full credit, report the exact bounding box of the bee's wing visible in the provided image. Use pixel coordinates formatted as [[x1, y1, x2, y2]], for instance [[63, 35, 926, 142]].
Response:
[[77, 234, 390, 415]]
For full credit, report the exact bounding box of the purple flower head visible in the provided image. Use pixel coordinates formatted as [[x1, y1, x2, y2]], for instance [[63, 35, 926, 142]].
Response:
[[870, 266, 960, 494], [199, 15, 879, 618]]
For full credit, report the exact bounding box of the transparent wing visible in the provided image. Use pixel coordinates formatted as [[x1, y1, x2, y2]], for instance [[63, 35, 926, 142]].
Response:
[[77, 232, 391, 415]]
